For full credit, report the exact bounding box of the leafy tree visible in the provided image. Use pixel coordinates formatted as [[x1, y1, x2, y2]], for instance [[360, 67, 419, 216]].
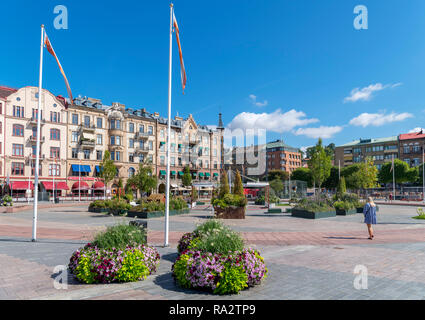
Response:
[[322, 166, 339, 189], [269, 179, 284, 194], [378, 159, 418, 184], [126, 161, 158, 196], [99, 150, 117, 196], [232, 170, 244, 197], [308, 138, 332, 190], [219, 170, 230, 198], [291, 167, 313, 187], [267, 169, 289, 181], [336, 176, 347, 196], [325, 143, 335, 159], [346, 157, 378, 190], [182, 165, 192, 187]]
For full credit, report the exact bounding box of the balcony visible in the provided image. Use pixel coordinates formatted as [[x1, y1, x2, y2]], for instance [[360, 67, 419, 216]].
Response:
[[135, 146, 149, 154], [28, 118, 46, 125], [28, 136, 45, 144], [80, 124, 96, 133], [79, 139, 96, 148], [135, 132, 151, 140]]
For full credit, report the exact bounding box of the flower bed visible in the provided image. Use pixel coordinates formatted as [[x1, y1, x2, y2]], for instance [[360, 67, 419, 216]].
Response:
[[69, 244, 160, 284], [68, 224, 160, 284], [172, 220, 267, 295]]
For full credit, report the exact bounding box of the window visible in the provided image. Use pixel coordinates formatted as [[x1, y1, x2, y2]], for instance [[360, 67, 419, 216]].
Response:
[[83, 149, 90, 160], [110, 136, 115, 145], [148, 126, 153, 135], [50, 147, 60, 159], [205, 160, 209, 168], [160, 129, 164, 138], [97, 117, 103, 128], [129, 153, 134, 163], [160, 156, 165, 165], [214, 161, 218, 169], [353, 148, 361, 153], [72, 131, 79, 142], [49, 164, 60, 176], [13, 106, 24, 118], [31, 161, 42, 176], [149, 141, 153, 150], [12, 162, 24, 175], [84, 116, 90, 127], [50, 129, 60, 140], [129, 122, 134, 133], [129, 139, 134, 148], [214, 149, 217, 157], [12, 144, 24, 156], [96, 150, 103, 161], [171, 157, 175, 166], [128, 167, 136, 177], [110, 151, 115, 160], [31, 108, 42, 120], [72, 148, 78, 159], [413, 146, 421, 153], [50, 111, 61, 123], [403, 146, 410, 154], [72, 114, 78, 125], [148, 154, 153, 163], [12, 124, 24, 137], [139, 154, 145, 163], [140, 124, 144, 133], [96, 134, 102, 145], [116, 151, 121, 161], [110, 119, 121, 129]]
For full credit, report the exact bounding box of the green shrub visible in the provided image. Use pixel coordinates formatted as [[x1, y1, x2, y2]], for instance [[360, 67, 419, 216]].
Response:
[[115, 248, 150, 282], [333, 200, 355, 211], [193, 220, 244, 254], [108, 199, 131, 215], [172, 253, 191, 288], [214, 264, 248, 295], [294, 196, 334, 212], [123, 193, 134, 203], [93, 224, 147, 250], [213, 194, 247, 208], [89, 200, 107, 209]]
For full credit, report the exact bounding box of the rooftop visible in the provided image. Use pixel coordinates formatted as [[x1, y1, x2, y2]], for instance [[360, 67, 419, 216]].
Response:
[[0, 85, 17, 99], [266, 139, 299, 152], [338, 136, 398, 147], [399, 131, 425, 141]]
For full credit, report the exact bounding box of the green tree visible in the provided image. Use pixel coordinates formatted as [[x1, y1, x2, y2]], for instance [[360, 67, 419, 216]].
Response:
[[290, 167, 313, 187], [219, 170, 230, 198], [232, 170, 244, 197], [182, 165, 192, 187], [269, 179, 284, 194], [378, 159, 418, 184], [126, 161, 158, 196], [336, 176, 347, 196], [99, 150, 117, 196], [322, 166, 339, 189], [346, 157, 378, 190], [267, 169, 289, 181], [308, 138, 332, 190]]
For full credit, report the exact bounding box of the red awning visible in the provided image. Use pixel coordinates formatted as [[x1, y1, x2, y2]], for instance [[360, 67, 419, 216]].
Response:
[[11, 181, 34, 190], [56, 182, 69, 190], [42, 181, 69, 190], [93, 181, 105, 190], [42, 181, 54, 190], [72, 181, 90, 190]]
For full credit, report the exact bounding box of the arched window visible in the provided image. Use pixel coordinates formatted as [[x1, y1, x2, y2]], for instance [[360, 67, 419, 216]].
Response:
[[12, 124, 24, 137], [128, 167, 136, 178]]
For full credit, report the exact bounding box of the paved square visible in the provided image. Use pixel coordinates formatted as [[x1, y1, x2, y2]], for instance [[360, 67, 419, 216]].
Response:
[[1, 203, 425, 299]]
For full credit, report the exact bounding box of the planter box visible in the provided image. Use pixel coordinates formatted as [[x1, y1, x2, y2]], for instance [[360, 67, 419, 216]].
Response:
[[214, 206, 246, 219], [291, 208, 336, 219], [88, 207, 109, 213], [127, 208, 190, 219], [109, 209, 129, 216], [267, 208, 282, 213], [336, 208, 357, 216]]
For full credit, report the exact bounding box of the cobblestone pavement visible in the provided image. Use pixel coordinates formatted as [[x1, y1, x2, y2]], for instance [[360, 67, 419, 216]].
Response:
[[1, 204, 425, 299]]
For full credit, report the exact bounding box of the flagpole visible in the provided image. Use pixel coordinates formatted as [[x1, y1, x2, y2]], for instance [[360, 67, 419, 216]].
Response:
[[32, 24, 45, 242], [392, 153, 395, 201], [164, 3, 174, 247]]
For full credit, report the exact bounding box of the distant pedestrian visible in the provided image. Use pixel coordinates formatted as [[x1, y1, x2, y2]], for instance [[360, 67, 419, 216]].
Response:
[[389, 193, 393, 202], [363, 196, 377, 240]]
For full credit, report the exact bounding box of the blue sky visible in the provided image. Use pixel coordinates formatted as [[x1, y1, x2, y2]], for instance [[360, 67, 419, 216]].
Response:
[[2, 0, 425, 150]]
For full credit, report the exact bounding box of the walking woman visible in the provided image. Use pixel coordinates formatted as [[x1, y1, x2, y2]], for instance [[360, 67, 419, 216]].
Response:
[[363, 197, 377, 239]]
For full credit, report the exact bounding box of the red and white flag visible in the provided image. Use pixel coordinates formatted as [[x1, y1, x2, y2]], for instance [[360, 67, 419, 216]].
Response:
[[44, 31, 73, 105], [173, 11, 187, 93]]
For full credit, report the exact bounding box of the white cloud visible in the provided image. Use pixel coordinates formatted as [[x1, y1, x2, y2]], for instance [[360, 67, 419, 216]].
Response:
[[249, 94, 268, 107], [293, 126, 343, 139], [349, 112, 413, 127], [409, 127, 425, 133], [227, 109, 318, 133], [344, 83, 402, 103]]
